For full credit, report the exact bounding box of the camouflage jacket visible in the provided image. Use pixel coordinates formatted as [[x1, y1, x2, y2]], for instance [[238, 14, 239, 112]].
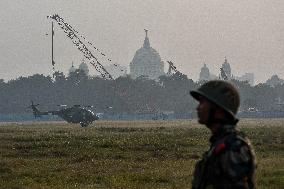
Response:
[[192, 125, 256, 189]]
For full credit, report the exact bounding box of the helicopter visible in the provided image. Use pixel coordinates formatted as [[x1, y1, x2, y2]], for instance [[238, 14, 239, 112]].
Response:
[[29, 101, 99, 127]]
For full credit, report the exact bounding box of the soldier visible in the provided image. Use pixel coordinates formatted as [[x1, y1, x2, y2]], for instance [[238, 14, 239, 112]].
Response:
[[190, 80, 256, 189]]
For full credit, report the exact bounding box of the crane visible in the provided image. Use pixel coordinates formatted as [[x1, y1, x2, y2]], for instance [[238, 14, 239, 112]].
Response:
[[47, 14, 113, 80], [167, 61, 183, 76], [167, 61, 179, 75]]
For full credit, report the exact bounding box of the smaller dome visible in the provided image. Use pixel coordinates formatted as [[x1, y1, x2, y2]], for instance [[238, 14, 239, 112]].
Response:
[[79, 59, 89, 75], [201, 64, 209, 73], [222, 58, 231, 68], [199, 64, 210, 81], [69, 62, 76, 74], [222, 57, 231, 78]]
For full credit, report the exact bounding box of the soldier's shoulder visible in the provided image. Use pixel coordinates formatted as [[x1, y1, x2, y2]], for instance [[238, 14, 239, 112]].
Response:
[[225, 131, 251, 151]]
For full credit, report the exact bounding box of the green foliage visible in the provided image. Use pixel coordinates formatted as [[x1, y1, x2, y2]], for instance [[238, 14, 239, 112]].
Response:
[[1, 74, 284, 114], [0, 119, 283, 188]]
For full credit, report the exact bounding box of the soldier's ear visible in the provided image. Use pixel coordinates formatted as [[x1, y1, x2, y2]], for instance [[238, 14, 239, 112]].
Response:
[[214, 107, 227, 119]]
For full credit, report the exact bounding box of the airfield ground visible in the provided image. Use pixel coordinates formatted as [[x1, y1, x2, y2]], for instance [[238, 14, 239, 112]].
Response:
[[0, 119, 283, 188]]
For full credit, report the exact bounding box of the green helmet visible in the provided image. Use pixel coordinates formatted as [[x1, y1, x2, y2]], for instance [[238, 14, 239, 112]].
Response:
[[190, 80, 240, 118]]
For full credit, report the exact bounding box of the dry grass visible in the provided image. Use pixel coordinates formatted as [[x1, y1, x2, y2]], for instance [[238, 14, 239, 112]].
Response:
[[0, 119, 283, 188]]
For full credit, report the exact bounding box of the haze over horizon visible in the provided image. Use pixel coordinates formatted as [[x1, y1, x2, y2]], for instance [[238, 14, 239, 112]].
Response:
[[0, 0, 283, 84]]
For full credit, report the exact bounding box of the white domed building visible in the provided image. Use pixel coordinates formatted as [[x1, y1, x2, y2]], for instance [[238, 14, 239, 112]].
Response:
[[79, 59, 89, 76], [130, 30, 164, 80], [221, 57, 232, 79], [68, 59, 90, 77], [199, 63, 210, 81]]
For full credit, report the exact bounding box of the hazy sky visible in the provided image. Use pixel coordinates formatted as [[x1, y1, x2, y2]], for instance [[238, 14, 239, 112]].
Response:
[[0, 0, 283, 84]]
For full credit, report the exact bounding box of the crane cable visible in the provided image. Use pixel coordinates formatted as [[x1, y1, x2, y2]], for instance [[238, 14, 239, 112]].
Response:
[[47, 14, 113, 80], [59, 17, 113, 63]]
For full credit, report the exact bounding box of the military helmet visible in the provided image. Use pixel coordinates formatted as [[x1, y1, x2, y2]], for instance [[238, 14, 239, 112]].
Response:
[[190, 80, 240, 118]]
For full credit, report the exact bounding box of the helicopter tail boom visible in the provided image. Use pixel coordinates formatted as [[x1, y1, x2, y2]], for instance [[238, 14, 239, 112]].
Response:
[[29, 101, 49, 118]]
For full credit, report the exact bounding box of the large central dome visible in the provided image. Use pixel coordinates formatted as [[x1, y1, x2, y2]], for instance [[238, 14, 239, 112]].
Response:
[[130, 30, 164, 80]]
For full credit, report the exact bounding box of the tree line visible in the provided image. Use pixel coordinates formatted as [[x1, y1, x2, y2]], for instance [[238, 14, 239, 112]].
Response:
[[0, 70, 283, 115]]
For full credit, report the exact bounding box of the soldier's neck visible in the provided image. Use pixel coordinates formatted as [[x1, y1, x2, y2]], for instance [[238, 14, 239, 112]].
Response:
[[208, 123, 222, 134]]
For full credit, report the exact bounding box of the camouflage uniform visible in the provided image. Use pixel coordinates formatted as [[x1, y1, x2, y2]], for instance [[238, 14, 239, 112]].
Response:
[[192, 124, 256, 189]]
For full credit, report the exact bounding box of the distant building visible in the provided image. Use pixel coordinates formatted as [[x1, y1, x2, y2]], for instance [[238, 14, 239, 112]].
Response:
[[198, 63, 220, 82], [78, 59, 89, 76], [198, 57, 255, 85], [68, 59, 89, 76], [221, 57, 232, 79], [104, 64, 127, 79], [236, 73, 254, 86], [68, 62, 76, 75], [130, 30, 165, 80], [266, 75, 284, 87], [199, 64, 210, 81]]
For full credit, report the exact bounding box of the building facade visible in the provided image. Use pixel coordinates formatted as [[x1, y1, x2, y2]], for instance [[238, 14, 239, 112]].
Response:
[[236, 73, 255, 86]]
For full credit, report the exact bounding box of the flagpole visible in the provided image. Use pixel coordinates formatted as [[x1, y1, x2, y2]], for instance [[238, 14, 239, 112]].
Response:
[[52, 21, 55, 77]]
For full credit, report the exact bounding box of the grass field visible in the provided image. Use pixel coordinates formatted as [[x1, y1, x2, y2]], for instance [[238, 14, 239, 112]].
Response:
[[0, 119, 283, 189]]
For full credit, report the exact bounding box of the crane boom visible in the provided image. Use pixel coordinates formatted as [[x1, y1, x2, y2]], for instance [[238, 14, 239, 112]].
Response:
[[167, 61, 178, 75], [47, 14, 113, 80]]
